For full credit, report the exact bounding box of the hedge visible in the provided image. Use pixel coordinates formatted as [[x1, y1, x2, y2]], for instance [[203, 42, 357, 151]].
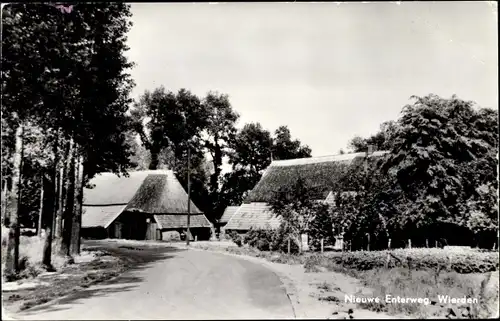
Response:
[[305, 248, 499, 274]]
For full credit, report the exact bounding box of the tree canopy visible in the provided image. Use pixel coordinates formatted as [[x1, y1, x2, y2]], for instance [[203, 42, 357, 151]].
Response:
[[338, 94, 498, 249], [2, 3, 136, 275]]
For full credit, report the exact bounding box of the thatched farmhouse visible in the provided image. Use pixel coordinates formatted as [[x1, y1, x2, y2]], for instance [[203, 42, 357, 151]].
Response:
[[82, 170, 212, 241], [223, 150, 389, 236]]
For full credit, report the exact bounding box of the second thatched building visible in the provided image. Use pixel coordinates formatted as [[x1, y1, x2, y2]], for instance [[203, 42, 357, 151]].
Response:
[[223, 150, 389, 237]]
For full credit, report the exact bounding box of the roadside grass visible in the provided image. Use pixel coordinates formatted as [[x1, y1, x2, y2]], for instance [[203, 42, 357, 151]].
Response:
[[2, 241, 127, 313], [4, 252, 125, 311], [223, 245, 311, 265], [302, 250, 499, 318], [1, 227, 69, 282], [192, 241, 499, 318], [349, 268, 498, 319]]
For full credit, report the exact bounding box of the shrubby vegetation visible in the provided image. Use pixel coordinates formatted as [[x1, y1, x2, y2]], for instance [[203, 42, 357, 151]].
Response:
[[303, 248, 499, 274], [335, 94, 498, 250], [264, 94, 499, 252], [228, 231, 243, 247]]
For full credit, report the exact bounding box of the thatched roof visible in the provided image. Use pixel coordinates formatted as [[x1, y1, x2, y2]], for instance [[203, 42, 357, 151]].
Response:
[[154, 214, 212, 229], [82, 205, 126, 229], [84, 171, 151, 205], [83, 170, 202, 214], [219, 206, 240, 224], [82, 170, 210, 229], [246, 151, 389, 203], [223, 203, 281, 231]]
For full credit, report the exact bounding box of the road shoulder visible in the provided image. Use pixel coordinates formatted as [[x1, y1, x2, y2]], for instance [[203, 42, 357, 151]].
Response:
[[176, 243, 404, 319]]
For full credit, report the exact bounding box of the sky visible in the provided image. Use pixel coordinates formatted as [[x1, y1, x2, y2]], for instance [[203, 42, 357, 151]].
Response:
[[126, 2, 498, 162]]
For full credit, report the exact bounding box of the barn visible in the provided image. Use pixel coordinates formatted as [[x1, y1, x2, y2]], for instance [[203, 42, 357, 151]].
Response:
[[81, 170, 212, 241], [215, 205, 240, 237], [223, 150, 389, 241]]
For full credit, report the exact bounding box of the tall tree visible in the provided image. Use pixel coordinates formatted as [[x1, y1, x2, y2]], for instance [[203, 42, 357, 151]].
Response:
[[229, 122, 273, 173], [218, 169, 261, 207], [219, 123, 313, 220], [130, 87, 178, 170], [131, 87, 209, 170], [218, 122, 273, 217], [202, 92, 239, 201], [3, 122, 24, 278], [272, 125, 312, 160], [380, 94, 498, 246], [130, 87, 213, 217], [2, 3, 136, 267], [348, 120, 398, 153]]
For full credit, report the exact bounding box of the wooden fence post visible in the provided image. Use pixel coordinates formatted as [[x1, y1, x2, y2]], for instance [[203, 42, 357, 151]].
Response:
[[287, 238, 291, 255], [320, 238, 324, 253], [37, 177, 44, 237], [407, 256, 413, 277], [425, 239, 429, 248], [435, 240, 438, 248], [367, 233, 370, 251], [385, 238, 392, 268], [408, 239, 412, 249]]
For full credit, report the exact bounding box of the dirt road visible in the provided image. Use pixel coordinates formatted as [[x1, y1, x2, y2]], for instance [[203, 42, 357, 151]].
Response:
[[12, 241, 294, 320]]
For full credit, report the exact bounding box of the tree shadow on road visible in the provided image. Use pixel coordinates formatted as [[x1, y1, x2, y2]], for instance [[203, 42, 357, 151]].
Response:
[[17, 241, 186, 316]]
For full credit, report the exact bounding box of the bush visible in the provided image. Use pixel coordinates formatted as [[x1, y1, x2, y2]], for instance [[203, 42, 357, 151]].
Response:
[[270, 224, 300, 254], [244, 228, 274, 251], [304, 248, 499, 274], [228, 231, 243, 247]]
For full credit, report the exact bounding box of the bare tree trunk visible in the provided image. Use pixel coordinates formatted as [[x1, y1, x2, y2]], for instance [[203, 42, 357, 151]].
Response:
[[37, 175, 44, 237], [1, 179, 8, 224], [60, 139, 75, 257], [4, 125, 24, 277], [54, 139, 70, 246], [70, 156, 84, 255], [42, 173, 55, 271], [43, 130, 60, 270], [55, 167, 65, 237], [53, 167, 64, 252], [149, 145, 160, 170]]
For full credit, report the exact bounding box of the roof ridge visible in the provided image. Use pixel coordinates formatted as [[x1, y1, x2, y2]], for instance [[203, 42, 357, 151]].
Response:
[[269, 150, 390, 167], [94, 169, 174, 176], [269, 152, 364, 167]]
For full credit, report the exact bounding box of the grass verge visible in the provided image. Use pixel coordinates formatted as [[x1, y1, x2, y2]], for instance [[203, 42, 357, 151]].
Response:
[[191, 242, 499, 319], [2, 248, 127, 313]]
